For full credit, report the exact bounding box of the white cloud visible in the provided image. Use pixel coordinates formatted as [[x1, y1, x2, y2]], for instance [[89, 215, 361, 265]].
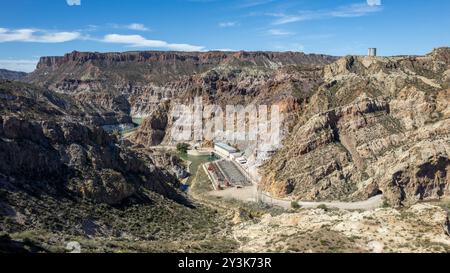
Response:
[[103, 34, 205, 51], [271, 2, 383, 25], [0, 27, 204, 51], [239, 0, 275, 8], [219, 22, 238, 28], [0, 59, 38, 72], [267, 29, 295, 36], [109, 23, 151, 31], [331, 3, 382, 18], [0, 28, 81, 43], [66, 0, 81, 6], [271, 13, 317, 25], [367, 0, 382, 6], [126, 23, 150, 31], [33, 32, 81, 43]]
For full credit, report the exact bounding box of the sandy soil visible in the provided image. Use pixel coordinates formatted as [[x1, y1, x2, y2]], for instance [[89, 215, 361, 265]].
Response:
[[209, 184, 383, 210]]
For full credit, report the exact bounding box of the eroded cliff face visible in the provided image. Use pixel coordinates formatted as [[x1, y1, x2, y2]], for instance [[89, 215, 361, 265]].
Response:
[[0, 80, 239, 251], [0, 80, 184, 205], [129, 63, 327, 152], [12, 50, 337, 206], [260, 48, 450, 206], [0, 80, 130, 127], [130, 102, 169, 147], [26, 51, 336, 121], [19, 48, 450, 208]]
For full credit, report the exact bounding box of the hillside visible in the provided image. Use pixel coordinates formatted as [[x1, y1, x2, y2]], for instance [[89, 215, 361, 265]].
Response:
[[25, 51, 337, 118], [2, 48, 449, 253], [24, 48, 449, 207], [0, 69, 27, 81], [28, 50, 336, 86], [260, 48, 450, 206], [0, 80, 234, 252]]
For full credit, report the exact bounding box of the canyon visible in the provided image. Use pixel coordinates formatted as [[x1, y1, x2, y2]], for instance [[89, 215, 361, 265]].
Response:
[[0, 69, 27, 81], [261, 49, 450, 206], [1, 48, 449, 253]]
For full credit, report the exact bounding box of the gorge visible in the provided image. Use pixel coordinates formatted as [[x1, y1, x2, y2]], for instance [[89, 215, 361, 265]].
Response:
[[1, 48, 449, 253]]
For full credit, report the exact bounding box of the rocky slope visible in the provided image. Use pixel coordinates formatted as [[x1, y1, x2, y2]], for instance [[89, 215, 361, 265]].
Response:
[[0, 80, 130, 127], [26, 51, 336, 120], [260, 48, 450, 206], [131, 63, 328, 150], [18, 48, 450, 208], [130, 102, 169, 147], [29, 50, 335, 87], [0, 80, 186, 205], [0, 69, 27, 81], [0, 80, 240, 252], [233, 204, 450, 253], [3, 48, 450, 253], [2, 50, 338, 253]]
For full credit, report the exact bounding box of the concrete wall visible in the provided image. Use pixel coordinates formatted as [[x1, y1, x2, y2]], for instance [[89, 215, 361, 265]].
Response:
[[214, 146, 231, 158]]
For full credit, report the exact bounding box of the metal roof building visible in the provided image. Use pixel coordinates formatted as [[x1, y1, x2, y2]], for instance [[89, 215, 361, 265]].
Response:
[[214, 143, 238, 158]]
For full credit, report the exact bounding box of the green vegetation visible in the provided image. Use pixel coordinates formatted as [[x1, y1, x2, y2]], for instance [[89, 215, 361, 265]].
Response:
[[176, 143, 190, 154], [291, 201, 301, 210], [1, 187, 237, 253], [111, 129, 121, 140], [273, 229, 363, 253], [317, 204, 329, 211], [175, 153, 217, 185], [436, 200, 450, 213]]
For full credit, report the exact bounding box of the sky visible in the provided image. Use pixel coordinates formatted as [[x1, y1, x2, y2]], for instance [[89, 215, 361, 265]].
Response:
[[0, 0, 449, 72]]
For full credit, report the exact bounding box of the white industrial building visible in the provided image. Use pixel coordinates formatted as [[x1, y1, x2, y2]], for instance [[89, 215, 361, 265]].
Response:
[[214, 142, 238, 158], [230, 152, 244, 160]]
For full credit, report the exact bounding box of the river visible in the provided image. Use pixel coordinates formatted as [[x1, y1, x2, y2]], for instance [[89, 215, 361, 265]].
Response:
[[102, 117, 145, 135], [176, 153, 218, 185]]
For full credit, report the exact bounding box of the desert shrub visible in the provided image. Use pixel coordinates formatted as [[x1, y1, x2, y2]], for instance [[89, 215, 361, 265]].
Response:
[[291, 201, 301, 210], [112, 129, 121, 140], [176, 143, 190, 154]]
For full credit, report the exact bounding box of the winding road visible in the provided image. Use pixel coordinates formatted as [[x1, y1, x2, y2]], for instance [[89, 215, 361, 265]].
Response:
[[210, 184, 383, 211], [259, 191, 384, 210]]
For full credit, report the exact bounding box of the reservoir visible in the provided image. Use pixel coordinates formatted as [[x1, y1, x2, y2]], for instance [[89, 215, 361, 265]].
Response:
[[101, 117, 145, 135], [177, 152, 218, 185]]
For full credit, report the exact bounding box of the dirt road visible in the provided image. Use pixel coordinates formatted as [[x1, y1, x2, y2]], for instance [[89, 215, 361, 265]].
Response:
[[210, 184, 383, 210]]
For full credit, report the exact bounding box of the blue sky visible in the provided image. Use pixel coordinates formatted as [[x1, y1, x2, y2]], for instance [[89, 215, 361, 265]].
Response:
[[0, 0, 449, 72]]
